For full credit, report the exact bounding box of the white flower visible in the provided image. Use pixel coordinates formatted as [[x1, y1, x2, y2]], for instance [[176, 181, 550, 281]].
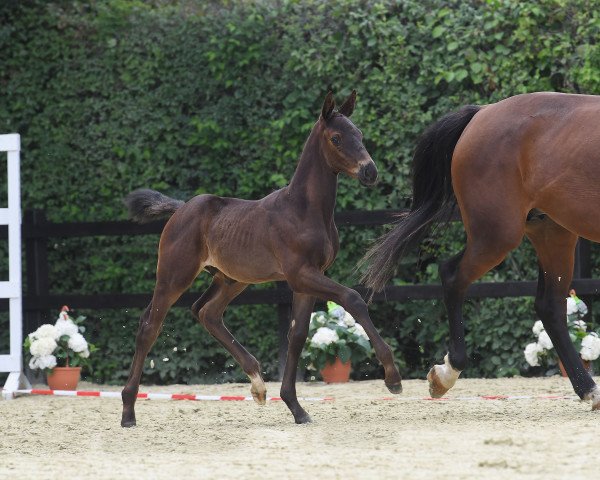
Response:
[[29, 354, 57, 370], [566, 297, 578, 315], [342, 312, 356, 327], [537, 330, 553, 350], [329, 306, 345, 320], [310, 312, 326, 325], [30, 337, 57, 356], [68, 332, 88, 353], [29, 324, 58, 341], [79, 349, 90, 359], [532, 320, 544, 336], [28, 356, 36, 369], [310, 327, 339, 346], [37, 354, 57, 369], [55, 318, 79, 338], [573, 319, 587, 331], [524, 342, 544, 367], [351, 323, 369, 340], [581, 333, 600, 361], [576, 299, 588, 316]]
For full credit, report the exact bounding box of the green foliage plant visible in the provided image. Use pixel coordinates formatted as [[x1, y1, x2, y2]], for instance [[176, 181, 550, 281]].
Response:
[[1, 0, 600, 383]]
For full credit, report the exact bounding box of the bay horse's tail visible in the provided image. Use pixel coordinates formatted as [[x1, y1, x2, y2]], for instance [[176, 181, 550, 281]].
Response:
[[124, 188, 185, 223], [361, 105, 481, 291]]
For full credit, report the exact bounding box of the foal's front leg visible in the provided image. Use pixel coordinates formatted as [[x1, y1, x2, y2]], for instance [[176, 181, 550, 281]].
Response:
[[287, 267, 402, 394], [280, 293, 316, 424]]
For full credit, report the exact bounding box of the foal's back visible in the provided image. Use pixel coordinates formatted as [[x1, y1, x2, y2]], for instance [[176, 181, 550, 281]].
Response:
[[159, 190, 285, 283]]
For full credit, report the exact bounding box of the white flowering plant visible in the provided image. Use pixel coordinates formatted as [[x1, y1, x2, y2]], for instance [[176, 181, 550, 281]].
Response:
[[23, 306, 96, 372], [524, 292, 600, 368], [301, 301, 372, 372]]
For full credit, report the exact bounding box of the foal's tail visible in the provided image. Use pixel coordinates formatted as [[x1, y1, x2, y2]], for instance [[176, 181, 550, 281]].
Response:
[[361, 105, 481, 291], [124, 188, 185, 224]]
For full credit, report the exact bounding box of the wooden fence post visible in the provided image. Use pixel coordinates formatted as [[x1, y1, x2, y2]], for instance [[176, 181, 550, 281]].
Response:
[[574, 238, 592, 323], [23, 209, 50, 335]]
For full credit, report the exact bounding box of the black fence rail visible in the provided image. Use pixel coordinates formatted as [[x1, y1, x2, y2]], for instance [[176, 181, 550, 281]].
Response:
[[4, 209, 598, 377]]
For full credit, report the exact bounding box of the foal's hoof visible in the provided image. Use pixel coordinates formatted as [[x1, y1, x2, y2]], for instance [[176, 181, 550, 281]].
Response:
[[385, 381, 403, 395], [585, 386, 600, 411], [251, 388, 267, 406], [121, 415, 137, 428], [294, 412, 312, 424], [427, 366, 450, 398]]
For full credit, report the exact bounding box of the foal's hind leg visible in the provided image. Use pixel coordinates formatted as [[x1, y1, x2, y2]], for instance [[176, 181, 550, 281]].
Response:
[[121, 271, 200, 427], [280, 293, 316, 424], [122, 227, 204, 427], [286, 267, 402, 394], [429, 217, 523, 397], [192, 274, 267, 405], [526, 217, 599, 409]]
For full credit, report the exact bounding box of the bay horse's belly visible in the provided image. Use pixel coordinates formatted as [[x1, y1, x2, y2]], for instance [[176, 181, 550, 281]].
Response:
[[526, 108, 600, 242]]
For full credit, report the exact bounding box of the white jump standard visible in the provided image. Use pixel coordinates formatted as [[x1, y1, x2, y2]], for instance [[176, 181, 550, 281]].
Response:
[[0, 133, 29, 400]]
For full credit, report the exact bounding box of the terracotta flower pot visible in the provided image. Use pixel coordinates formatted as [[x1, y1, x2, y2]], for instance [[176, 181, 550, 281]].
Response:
[[47, 366, 81, 390], [558, 358, 592, 378], [320, 357, 351, 383]]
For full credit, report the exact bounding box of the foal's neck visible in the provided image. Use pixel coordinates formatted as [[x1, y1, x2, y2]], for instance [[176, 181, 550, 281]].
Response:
[[287, 123, 338, 220]]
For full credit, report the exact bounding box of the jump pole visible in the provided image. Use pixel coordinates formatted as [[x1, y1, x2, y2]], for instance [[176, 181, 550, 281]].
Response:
[[0, 133, 30, 400], [10, 388, 582, 403], [12, 389, 333, 402]]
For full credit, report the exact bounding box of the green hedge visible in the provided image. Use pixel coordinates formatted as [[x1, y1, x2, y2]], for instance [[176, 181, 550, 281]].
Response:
[[1, 0, 600, 385]]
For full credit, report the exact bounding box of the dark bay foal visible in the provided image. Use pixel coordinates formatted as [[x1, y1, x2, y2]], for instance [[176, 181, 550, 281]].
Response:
[[121, 91, 402, 426]]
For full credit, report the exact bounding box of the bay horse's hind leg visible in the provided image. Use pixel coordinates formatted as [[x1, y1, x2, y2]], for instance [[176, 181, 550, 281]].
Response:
[[191, 274, 267, 405], [280, 293, 316, 424], [429, 215, 524, 397], [525, 216, 599, 409]]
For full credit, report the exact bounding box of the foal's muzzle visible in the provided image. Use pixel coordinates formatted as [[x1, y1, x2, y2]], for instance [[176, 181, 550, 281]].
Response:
[[358, 162, 378, 186]]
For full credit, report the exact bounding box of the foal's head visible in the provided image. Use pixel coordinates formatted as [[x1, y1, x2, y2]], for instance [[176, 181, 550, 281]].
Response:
[[318, 90, 378, 186]]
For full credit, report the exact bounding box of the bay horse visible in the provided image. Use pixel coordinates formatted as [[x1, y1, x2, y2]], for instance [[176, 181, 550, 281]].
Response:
[[121, 91, 402, 427], [362, 92, 600, 410]]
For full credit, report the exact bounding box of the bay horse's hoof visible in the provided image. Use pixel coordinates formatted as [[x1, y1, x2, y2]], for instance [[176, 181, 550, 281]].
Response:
[[385, 381, 403, 395], [427, 366, 450, 398]]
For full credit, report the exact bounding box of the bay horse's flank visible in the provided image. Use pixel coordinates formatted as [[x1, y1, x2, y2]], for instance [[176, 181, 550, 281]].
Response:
[[120, 91, 402, 427], [362, 92, 600, 410]]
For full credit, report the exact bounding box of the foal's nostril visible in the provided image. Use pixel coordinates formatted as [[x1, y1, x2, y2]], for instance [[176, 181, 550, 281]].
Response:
[[361, 163, 378, 184]]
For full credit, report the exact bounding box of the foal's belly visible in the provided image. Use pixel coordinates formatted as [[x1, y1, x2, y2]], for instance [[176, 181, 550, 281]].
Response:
[[205, 248, 285, 284], [203, 216, 285, 284]]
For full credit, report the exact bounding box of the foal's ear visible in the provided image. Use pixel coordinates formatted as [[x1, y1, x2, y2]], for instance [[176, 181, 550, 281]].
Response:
[[338, 90, 357, 117], [321, 91, 335, 121]]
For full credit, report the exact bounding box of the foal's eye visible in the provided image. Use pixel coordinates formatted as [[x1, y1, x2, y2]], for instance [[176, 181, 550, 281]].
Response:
[[331, 135, 341, 146]]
